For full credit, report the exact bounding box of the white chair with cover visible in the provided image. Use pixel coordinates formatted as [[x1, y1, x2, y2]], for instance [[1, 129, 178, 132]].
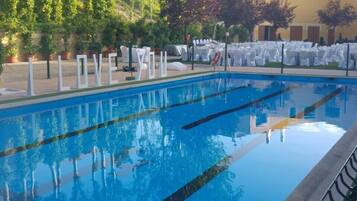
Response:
[[181, 47, 188, 61], [255, 48, 266, 66], [299, 51, 311, 66], [246, 50, 256, 66], [314, 48, 328, 66], [284, 50, 298, 66], [120, 46, 129, 63]]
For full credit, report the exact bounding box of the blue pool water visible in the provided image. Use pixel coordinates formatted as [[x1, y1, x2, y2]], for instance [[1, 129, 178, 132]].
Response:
[[0, 73, 356, 201]]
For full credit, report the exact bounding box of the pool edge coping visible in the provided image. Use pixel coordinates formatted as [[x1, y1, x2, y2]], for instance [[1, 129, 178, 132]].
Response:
[[0, 71, 215, 109], [287, 123, 357, 201], [2, 70, 357, 110]]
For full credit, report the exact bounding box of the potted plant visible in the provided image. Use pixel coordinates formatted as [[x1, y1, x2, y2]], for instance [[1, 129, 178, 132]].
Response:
[[102, 20, 116, 58], [39, 33, 56, 79], [5, 37, 17, 63], [61, 19, 74, 60], [61, 34, 71, 60], [75, 41, 88, 55], [102, 16, 130, 58], [88, 41, 102, 58], [39, 33, 56, 60], [23, 33, 38, 61], [153, 20, 170, 54]]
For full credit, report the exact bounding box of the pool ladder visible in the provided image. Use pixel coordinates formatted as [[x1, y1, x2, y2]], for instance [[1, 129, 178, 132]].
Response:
[[322, 146, 357, 201]]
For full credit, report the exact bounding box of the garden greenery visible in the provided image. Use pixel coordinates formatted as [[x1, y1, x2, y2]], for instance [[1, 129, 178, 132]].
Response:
[[0, 43, 4, 75], [0, 0, 303, 61]]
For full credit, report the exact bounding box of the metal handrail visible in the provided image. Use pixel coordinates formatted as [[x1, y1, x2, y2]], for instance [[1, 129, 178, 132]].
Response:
[[321, 146, 357, 201]]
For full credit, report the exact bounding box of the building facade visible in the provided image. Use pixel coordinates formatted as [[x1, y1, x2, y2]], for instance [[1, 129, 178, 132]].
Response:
[[254, 0, 357, 44]]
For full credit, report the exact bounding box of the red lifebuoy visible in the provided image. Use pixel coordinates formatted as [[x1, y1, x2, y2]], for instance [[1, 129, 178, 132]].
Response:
[[211, 52, 221, 65]]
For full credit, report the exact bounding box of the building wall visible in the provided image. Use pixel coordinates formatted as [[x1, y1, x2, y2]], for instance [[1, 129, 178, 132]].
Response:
[[254, 0, 357, 42]]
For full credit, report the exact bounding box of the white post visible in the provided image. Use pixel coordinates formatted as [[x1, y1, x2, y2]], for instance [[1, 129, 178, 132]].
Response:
[[93, 54, 102, 87], [164, 51, 168, 76], [160, 51, 163, 77], [84, 56, 88, 86], [159, 51, 168, 77], [108, 53, 118, 85], [76, 55, 88, 89], [148, 52, 155, 79], [57, 55, 63, 91], [27, 58, 35, 96], [57, 55, 70, 92]]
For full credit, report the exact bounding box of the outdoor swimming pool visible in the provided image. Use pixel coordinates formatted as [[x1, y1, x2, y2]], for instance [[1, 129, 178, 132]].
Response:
[[0, 72, 356, 201]]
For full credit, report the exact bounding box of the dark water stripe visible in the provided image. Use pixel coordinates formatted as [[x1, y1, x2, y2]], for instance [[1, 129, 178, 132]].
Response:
[[165, 87, 344, 201], [182, 86, 295, 130], [0, 85, 248, 158], [0, 109, 158, 158], [164, 135, 266, 201], [294, 87, 344, 118]]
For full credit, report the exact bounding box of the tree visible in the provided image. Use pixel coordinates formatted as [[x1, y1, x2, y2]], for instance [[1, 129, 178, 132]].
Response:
[[263, 0, 296, 40], [84, 0, 94, 16], [218, 0, 244, 28], [0, 0, 20, 61], [62, 0, 78, 17], [318, 0, 357, 43], [0, 0, 20, 32], [102, 16, 130, 49], [39, 27, 56, 78], [218, 0, 264, 41], [61, 0, 77, 53], [161, 0, 220, 43], [51, 0, 63, 24], [17, 0, 36, 33], [18, 0, 37, 57], [241, 0, 266, 41], [35, 0, 53, 23], [93, 0, 115, 19]]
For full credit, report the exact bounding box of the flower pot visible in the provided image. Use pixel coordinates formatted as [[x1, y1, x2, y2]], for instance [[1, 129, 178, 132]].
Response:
[[26, 54, 36, 61], [49, 54, 56, 61], [87, 51, 96, 58], [61, 51, 71, 60], [154, 48, 161, 55], [104, 48, 116, 58], [5, 56, 17, 63]]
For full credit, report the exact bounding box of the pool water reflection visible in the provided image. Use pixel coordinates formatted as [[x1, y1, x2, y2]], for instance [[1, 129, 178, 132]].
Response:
[[0, 74, 356, 201]]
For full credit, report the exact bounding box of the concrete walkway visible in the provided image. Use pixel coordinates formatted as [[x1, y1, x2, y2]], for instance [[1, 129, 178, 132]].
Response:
[[0, 59, 213, 101]]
